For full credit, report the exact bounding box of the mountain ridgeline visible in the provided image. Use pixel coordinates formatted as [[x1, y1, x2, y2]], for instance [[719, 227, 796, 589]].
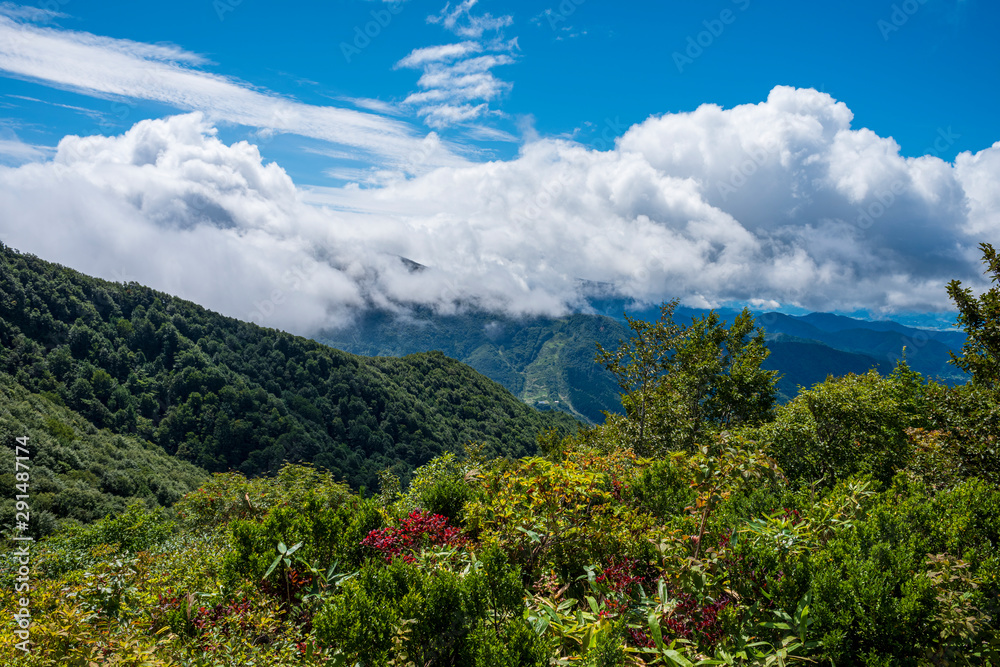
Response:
[[319, 305, 967, 423], [318, 309, 628, 424], [0, 244, 577, 501]]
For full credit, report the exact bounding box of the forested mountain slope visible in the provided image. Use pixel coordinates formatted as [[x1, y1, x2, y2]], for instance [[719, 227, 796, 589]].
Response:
[[0, 244, 577, 492], [319, 307, 947, 420], [319, 310, 627, 423], [0, 371, 208, 537]]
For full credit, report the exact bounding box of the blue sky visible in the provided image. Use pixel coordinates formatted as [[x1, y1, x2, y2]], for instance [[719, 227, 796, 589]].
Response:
[[0, 0, 998, 332], [3, 0, 996, 178]]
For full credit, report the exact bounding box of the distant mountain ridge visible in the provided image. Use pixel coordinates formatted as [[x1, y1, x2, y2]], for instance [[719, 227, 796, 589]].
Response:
[[616, 304, 965, 384], [318, 309, 625, 424], [319, 305, 967, 422]]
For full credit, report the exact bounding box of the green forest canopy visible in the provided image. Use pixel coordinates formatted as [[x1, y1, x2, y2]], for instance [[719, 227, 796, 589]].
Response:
[[0, 243, 577, 500]]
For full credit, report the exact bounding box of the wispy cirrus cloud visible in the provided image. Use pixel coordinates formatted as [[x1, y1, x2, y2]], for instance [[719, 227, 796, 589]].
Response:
[[396, 41, 482, 68], [5, 93, 103, 119], [0, 2, 64, 22], [0, 10, 467, 171], [398, 2, 517, 129], [428, 0, 513, 38], [0, 133, 50, 164]]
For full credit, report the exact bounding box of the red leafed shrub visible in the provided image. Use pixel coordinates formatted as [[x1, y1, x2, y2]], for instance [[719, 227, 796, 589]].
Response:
[[360, 510, 465, 562], [628, 628, 656, 648], [610, 475, 630, 502], [660, 592, 732, 647], [596, 557, 657, 593], [260, 567, 316, 605], [156, 591, 256, 646]]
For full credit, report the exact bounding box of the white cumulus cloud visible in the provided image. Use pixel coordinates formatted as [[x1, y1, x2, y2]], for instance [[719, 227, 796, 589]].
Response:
[[1, 87, 998, 338]]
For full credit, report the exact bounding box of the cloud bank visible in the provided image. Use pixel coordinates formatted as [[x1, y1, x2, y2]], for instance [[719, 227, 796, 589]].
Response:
[[1, 87, 997, 335]]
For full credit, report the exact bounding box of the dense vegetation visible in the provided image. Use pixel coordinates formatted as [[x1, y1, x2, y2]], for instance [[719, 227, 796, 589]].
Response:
[[0, 243, 576, 496], [0, 371, 208, 537], [2, 244, 999, 665]]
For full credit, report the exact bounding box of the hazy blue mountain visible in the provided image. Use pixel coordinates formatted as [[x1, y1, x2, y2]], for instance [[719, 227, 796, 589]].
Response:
[[752, 313, 965, 384], [764, 335, 889, 400], [318, 305, 960, 421], [613, 304, 965, 385]]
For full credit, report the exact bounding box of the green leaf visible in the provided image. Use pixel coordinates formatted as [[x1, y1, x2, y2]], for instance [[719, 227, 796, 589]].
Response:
[[263, 554, 283, 579], [648, 611, 665, 650], [662, 648, 695, 667]]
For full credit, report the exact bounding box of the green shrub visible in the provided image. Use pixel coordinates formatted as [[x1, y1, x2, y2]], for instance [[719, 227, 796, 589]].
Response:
[[625, 454, 698, 521], [805, 474, 1000, 664], [69, 500, 173, 554], [403, 452, 484, 524], [752, 369, 920, 489], [314, 547, 540, 667], [222, 492, 382, 594], [416, 475, 481, 523], [922, 383, 1000, 485], [468, 618, 549, 667]]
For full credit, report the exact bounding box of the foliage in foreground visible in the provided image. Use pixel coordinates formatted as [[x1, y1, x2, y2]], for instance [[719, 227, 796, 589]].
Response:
[[4, 376, 999, 666]]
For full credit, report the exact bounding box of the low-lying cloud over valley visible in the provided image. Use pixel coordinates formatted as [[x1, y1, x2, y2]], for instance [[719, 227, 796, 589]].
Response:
[[1, 86, 997, 334]]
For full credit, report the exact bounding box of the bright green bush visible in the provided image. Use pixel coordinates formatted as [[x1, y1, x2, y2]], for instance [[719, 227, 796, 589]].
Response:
[[803, 474, 999, 665], [624, 454, 699, 521], [33, 501, 175, 578], [313, 550, 539, 667], [922, 382, 1000, 485], [467, 618, 549, 667], [751, 369, 921, 489], [222, 489, 382, 595], [403, 452, 485, 524]]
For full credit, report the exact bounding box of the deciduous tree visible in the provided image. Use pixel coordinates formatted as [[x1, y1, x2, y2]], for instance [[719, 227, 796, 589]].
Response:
[[948, 242, 1000, 388]]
